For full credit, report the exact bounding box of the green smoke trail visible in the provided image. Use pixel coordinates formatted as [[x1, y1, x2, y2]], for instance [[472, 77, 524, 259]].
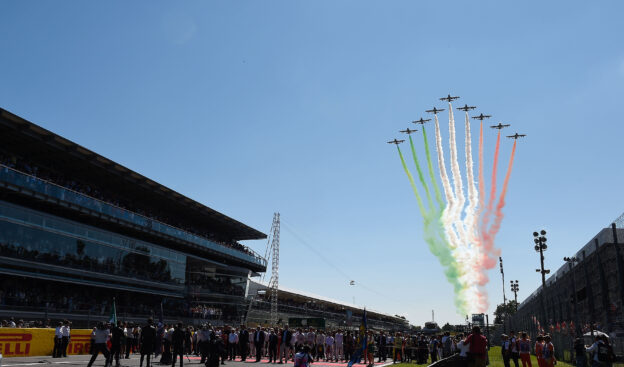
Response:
[[397, 146, 426, 216], [397, 145, 466, 313], [408, 135, 434, 211], [422, 126, 444, 209]]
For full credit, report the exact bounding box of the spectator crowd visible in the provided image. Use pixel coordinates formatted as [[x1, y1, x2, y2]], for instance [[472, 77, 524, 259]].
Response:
[[0, 152, 257, 258]]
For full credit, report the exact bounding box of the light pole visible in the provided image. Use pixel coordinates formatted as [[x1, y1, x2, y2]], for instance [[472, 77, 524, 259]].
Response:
[[500, 257, 507, 332], [510, 280, 519, 307], [534, 230, 550, 328], [534, 230, 550, 286], [500, 257, 507, 304]]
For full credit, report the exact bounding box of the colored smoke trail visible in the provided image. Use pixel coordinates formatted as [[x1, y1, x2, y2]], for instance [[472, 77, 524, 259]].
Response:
[[461, 111, 489, 312], [422, 125, 445, 210], [433, 114, 459, 249], [485, 139, 517, 256], [482, 131, 501, 238], [408, 135, 434, 211], [397, 145, 466, 313], [446, 104, 467, 246], [463, 111, 479, 244], [397, 146, 426, 216], [479, 130, 501, 271], [477, 122, 485, 223]]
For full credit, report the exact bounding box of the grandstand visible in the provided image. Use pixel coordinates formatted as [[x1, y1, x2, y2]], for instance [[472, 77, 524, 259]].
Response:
[[246, 281, 409, 331], [0, 108, 267, 326]]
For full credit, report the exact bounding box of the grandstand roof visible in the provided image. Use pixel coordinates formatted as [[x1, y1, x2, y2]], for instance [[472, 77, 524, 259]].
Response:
[[248, 280, 406, 322], [0, 107, 266, 241]]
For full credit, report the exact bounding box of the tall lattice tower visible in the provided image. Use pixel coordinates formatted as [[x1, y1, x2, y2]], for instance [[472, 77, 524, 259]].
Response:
[[267, 213, 280, 325]]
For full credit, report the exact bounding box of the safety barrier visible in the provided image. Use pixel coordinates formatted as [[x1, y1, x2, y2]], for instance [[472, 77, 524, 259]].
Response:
[[0, 328, 93, 357]]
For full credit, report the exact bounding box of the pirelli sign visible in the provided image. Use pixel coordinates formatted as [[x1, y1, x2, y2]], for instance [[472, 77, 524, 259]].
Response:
[[0, 328, 94, 357]]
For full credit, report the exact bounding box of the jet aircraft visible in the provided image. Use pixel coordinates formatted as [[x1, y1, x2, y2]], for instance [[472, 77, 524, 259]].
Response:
[[471, 113, 492, 121], [507, 133, 526, 139], [490, 123, 510, 130], [425, 107, 445, 115], [400, 128, 418, 134], [412, 118, 431, 125], [440, 94, 460, 102], [387, 139, 405, 145], [457, 104, 476, 112]]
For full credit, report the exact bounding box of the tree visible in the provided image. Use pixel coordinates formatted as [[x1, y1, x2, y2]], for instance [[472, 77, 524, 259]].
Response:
[[441, 323, 454, 332], [494, 300, 519, 324]]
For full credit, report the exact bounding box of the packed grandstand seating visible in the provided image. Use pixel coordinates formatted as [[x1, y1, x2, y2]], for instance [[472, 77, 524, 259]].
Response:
[[0, 278, 240, 322], [0, 152, 256, 258], [0, 239, 177, 284], [187, 271, 245, 297]]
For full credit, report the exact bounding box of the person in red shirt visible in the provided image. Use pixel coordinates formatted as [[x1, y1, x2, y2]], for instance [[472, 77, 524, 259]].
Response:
[[535, 335, 545, 367], [518, 333, 533, 367], [465, 326, 488, 367], [542, 335, 556, 367]]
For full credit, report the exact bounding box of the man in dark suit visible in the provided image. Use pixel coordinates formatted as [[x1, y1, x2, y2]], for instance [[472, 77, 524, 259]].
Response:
[[140, 318, 157, 367], [268, 329, 278, 363], [378, 331, 387, 362], [109, 321, 125, 367], [171, 323, 186, 367], [253, 327, 266, 362], [279, 325, 293, 364], [239, 325, 249, 361]]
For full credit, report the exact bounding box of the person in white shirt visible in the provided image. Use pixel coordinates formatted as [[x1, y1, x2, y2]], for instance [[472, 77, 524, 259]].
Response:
[[509, 331, 520, 367], [53, 321, 63, 358], [334, 331, 344, 362], [228, 330, 239, 361], [60, 320, 71, 357], [125, 323, 135, 359], [87, 322, 111, 367], [457, 335, 470, 367], [325, 334, 335, 362]]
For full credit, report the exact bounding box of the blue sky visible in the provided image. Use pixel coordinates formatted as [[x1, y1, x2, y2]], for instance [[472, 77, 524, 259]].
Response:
[[2, 1, 624, 326]]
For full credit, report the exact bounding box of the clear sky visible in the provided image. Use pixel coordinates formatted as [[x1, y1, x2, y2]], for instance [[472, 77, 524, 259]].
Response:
[[2, 1, 624, 326]]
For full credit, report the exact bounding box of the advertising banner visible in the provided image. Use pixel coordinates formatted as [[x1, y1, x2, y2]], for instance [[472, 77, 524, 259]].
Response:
[[0, 328, 93, 357]]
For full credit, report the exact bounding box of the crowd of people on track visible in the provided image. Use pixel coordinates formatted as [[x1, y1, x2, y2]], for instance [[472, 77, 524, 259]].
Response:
[[1, 317, 618, 367], [501, 331, 616, 367], [39, 320, 495, 367]]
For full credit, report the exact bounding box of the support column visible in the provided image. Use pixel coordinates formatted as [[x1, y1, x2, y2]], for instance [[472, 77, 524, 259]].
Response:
[[594, 238, 611, 331], [581, 250, 596, 331], [612, 223, 624, 325]]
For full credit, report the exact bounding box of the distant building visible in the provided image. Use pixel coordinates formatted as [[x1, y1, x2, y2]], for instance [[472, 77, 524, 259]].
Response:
[[247, 281, 409, 331], [0, 108, 267, 325], [511, 218, 624, 334]]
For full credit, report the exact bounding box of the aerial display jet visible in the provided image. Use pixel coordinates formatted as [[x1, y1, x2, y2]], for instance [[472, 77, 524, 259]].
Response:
[[490, 123, 511, 130]]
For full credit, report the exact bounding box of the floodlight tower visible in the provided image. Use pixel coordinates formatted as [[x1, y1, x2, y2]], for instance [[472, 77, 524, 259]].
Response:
[[268, 213, 280, 325]]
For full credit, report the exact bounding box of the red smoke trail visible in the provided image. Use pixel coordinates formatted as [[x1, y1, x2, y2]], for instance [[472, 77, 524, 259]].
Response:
[[477, 123, 485, 224], [481, 131, 501, 251], [488, 139, 517, 240], [482, 132, 501, 231], [475, 123, 493, 280]]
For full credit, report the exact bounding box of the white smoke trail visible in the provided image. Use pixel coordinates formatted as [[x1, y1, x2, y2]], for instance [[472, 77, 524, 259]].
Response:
[[463, 111, 479, 245], [433, 114, 459, 249], [446, 105, 484, 312], [447, 103, 467, 246], [461, 110, 488, 314]]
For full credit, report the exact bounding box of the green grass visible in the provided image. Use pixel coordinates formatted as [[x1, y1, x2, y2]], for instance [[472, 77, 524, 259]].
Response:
[[487, 347, 573, 367], [392, 347, 575, 367]]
